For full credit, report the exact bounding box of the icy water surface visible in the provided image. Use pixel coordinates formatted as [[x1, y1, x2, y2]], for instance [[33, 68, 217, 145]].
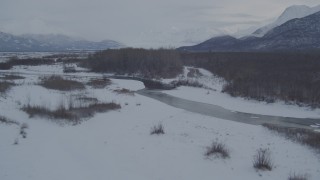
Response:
[[138, 89, 320, 130]]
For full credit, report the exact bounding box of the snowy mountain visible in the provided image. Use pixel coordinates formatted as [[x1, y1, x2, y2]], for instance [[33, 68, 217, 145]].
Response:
[[178, 11, 320, 52], [252, 4, 320, 37], [131, 27, 222, 48], [0, 32, 124, 52], [0, 32, 41, 52]]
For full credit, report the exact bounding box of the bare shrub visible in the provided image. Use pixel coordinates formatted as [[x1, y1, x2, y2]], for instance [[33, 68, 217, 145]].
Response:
[[1, 75, 25, 80], [253, 148, 273, 171], [87, 78, 111, 88], [13, 138, 19, 145], [22, 104, 76, 120], [63, 65, 76, 73], [113, 88, 135, 96], [187, 68, 203, 78], [0, 116, 19, 125], [46, 53, 82, 59], [39, 76, 85, 91], [288, 173, 308, 180], [205, 141, 230, 159], [171, 79, 204, 88], [21, 123, 29, 129], [22, 102, 121, 124], [150, 124, 165, 135], [0, 62, 13, 70], [72, 102, 121, 118], [0, 81, 14, 94], [76, 96, 98, 104], [263, 124, 320, 151], [20, 123, 28, 139]]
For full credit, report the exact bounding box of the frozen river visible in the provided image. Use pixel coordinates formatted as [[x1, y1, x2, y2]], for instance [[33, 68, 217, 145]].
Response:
[[138, 89, 320, 130]]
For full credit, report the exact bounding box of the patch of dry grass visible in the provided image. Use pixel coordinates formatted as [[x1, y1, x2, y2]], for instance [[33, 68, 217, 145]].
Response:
[[205, 141, 230, 159], [1, 75, 25, 80], [187, 68, 203, 78], [39, 76, 85, 91], [263, 124, 320, 151], [150, 123, 165, 135], [170, 79, 204, 88], [22, 102, 121, 124], [253, 148, 273, 171], [76, 96, 98, 104], [0, 81, 15, 94], [0, 116, 19, 125], [113, 88, 135, 96], [87, 78, 111, 88], [288, 173, 309, 180]]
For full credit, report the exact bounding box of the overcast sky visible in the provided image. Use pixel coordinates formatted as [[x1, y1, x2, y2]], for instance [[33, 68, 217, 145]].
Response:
[[0, 0, 319, 47]]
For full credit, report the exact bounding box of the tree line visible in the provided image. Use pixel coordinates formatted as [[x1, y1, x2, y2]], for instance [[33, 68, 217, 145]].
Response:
[[3, 49, 319, 108], [182, 52, 320, 108], [81, 48, 183, 79]]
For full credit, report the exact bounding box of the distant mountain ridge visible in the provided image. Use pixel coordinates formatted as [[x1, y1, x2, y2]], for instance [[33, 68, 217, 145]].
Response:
[[178, 10, 320, 52], [0, 32, 124, 52], [252, 4, 320, 37]]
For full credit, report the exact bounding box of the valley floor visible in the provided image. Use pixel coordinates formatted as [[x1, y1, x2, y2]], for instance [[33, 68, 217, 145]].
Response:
[[1, 64, 320, 180]]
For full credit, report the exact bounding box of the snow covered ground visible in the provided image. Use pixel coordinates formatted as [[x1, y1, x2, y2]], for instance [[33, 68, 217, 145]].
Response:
[[163, 67, 320, 119], [1, 64, 320, 180]]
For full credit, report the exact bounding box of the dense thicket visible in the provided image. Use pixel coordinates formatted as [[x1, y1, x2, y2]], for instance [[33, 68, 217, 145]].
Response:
[[82, 48, 183, 78], [0, 57, 55, 70], [182, 52, 320, 108]]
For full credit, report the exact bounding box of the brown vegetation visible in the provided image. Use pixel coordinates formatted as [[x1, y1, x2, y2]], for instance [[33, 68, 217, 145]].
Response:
[[20, 123, 28, 138], [150, 124, 165, 135], [39, 76, 85, 91], [182, 52, 320, 107], [253, 148, 273, 171], [0, 62, 12, 70], [87, 78, 111, 88], [187, 68, 203, 78], [0, 57, 56, 70], [0, 116, 19, 125], [170, 79, 204, 88], [263, 124, 320, 151], [22, 104, 76, 120], [22, 102, 121, 124], [205, 141, 230, 159], [0, 75, 25, 80], [0, 81, 14, 94], [81, 48, 183, 78], [76, 96, 99, 104], [113, 88, 135, 95], [288, 173, 308, 180]]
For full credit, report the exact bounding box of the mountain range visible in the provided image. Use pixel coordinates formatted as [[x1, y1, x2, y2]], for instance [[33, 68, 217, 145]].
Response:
[[0, 33, 124, 52], [178, 6, 320, 52], [1, 4, 320, 52], [253, 4, 320, 37]]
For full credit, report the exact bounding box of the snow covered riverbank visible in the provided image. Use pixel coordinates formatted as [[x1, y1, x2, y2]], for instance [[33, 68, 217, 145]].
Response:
[[163, 67, 320, 119], [0, 64, 320, 180]]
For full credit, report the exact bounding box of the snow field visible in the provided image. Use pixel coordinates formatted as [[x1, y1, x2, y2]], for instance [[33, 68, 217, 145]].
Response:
[[0, 64, 319, 180]]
